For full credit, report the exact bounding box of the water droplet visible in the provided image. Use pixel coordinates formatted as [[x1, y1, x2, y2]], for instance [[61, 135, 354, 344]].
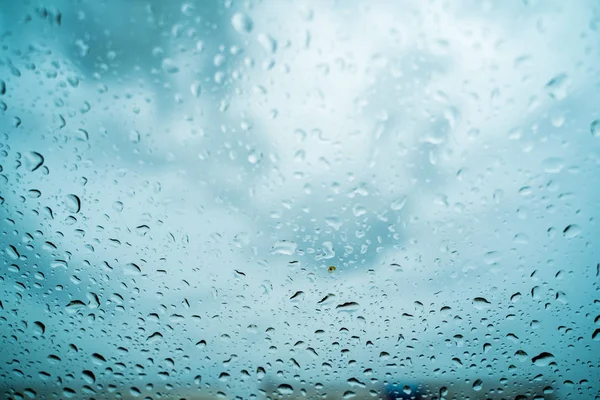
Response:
[[231, 12, 253, 34], [92, 353, 106, 365], [129, 130, 141, 143], [352, 204, 367, 217], [147, 331, 163, 343], [473, 297, 491, 310], [124, 262, 142, 276], [28, 189, 41, 198], [324, 216, 342, 230], [472, 379, 483, 391], [542, 157, 564, 173], [190, 81, 202, 97], [161, 58, 179, 74], [271, 240, 297, 255], [277, 384, 294, 395], [33, 321, 45, 335], [562, 224, 581, 239], [23, 151, 45, 172], [66, 300, 86, 314], [290, 291, 304, 302], [247, 150, 262, 164], [65, 194, 81, 213], [591, 119, 600, 137], [112, 201, 124, 212], [82, 370, 95, 384], [135, 225, 150, 236], [545, 73, 569, 100], [5, 245, 20, 260], [257, 33, 277, 53], [75, 128, 89, 141], [532, 352, 555, 366], [336, 302, 360, 312], [390, 195, 407, 211]]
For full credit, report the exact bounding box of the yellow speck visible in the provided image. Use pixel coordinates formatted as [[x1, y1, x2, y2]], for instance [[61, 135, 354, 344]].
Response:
[[328, 265, 336, 272]]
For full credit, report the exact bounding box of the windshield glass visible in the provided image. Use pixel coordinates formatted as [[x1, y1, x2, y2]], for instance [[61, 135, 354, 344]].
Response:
[[1, 1, 599, 399]]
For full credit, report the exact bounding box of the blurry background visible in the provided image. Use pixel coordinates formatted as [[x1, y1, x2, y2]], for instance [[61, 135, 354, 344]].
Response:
[[0, 0, 599, 398]]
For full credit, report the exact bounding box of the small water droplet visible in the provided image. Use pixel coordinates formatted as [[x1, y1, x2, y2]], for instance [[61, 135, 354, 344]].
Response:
[[190, 81, 202, 97], [590, 119, 600, 137], [257, 33, 277, 53], [390, 195, 407, 211], [545, 73, 569, 100], [562, 224, 581, 239], [247, 150, 262, 164], [161, 58, 179, 74], [231, 12, 253, 34]]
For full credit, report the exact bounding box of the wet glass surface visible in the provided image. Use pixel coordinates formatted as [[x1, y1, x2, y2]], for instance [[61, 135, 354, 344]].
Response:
[[1, 1, 599, 399]]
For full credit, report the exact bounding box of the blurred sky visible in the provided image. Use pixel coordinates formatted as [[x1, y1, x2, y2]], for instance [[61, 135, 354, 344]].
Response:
[[1, 0, 600, 398]]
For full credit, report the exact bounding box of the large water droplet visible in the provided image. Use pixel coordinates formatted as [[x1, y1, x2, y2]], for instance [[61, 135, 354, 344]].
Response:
[[532, 352, 555, 366], [124, 262, 142, 276], [82, 370, 95, 384], [33, 321, 45, 335], [271, 240, 297, 255], [336, 302, 360, 312], [277, 384, 294, 395], [147, 331, 163, 343], [473, 297, 491, 310], [66, 300, 86, 314], [562, 224, 581, 239], [23, 151, 45, 172], [65, 194, 81, 213]]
